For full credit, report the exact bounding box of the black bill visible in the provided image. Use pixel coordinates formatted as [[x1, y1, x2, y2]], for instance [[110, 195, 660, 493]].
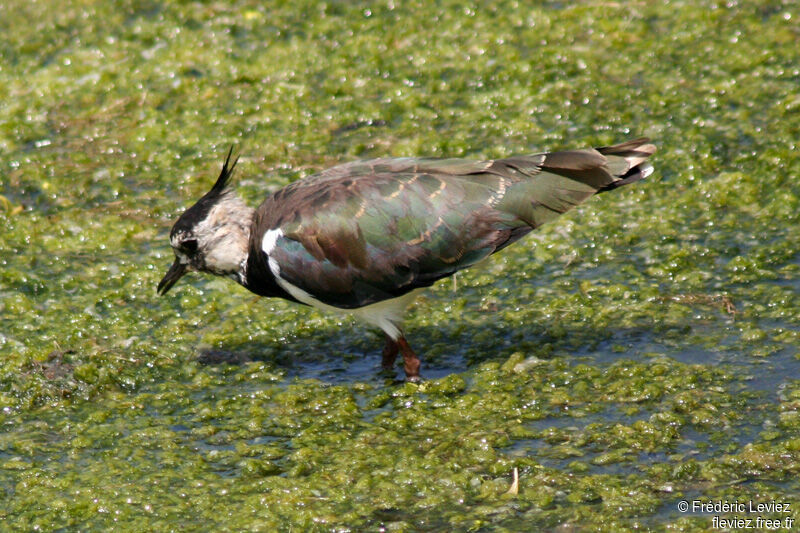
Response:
[[157, 258, 187, 295]]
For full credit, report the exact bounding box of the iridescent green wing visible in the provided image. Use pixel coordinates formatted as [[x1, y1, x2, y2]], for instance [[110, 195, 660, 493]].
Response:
[[257, 139, 654, 309]]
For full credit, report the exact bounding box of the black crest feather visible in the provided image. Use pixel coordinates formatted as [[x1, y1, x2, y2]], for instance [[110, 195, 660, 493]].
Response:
[[169, 146, 241, 239], [210, 145, 240, 196]]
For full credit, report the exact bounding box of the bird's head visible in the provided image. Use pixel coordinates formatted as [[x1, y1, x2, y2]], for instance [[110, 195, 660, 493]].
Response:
[[157, 148, 255, 295]]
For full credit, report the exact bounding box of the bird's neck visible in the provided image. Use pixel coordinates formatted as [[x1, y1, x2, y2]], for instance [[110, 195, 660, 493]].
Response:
[[199, 194, 255, 284], [228, 209, 256, 287]]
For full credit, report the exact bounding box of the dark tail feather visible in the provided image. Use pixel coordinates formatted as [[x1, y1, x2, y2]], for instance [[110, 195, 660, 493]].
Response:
[[596, 138, 656, 193], [487, 137, 656, 231]]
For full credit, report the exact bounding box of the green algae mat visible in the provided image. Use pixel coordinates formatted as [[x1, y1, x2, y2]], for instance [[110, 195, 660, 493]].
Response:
[[2, 0, 799, 530]]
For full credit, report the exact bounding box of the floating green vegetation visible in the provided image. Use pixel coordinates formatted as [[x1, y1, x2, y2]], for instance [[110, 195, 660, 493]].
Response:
[[1, 0, 799, 530]]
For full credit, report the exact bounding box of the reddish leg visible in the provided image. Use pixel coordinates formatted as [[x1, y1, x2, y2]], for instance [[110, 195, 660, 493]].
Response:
[[381, 335, 399, 370], [397, 336, 421, 382]]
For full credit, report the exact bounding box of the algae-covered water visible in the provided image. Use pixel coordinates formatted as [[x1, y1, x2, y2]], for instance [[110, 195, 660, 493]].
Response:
[[2, 0, 799, 530]]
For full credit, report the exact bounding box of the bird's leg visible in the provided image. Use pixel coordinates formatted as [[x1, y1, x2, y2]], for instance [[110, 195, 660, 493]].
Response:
[[381, 334, 399, 369], [397, 336, 421, 382]]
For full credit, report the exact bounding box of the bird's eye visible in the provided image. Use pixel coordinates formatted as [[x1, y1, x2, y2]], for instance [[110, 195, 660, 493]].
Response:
[[181, 239, 198, 253]]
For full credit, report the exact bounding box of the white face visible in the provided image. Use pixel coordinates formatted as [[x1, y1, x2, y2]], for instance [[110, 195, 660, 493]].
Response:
[[160, 150, 249, 295], [170, 193, 255, 280]]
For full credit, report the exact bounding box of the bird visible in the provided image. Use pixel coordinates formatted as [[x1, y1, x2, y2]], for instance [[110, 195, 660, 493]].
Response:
[[158, 138, 656, 381]]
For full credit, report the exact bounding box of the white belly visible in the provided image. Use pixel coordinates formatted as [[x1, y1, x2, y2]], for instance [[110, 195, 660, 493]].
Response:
[[275, 275, 422, 339]]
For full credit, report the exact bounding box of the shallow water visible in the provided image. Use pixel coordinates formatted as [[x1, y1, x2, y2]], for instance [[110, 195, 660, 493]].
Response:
[[2, 0, 799, 530]]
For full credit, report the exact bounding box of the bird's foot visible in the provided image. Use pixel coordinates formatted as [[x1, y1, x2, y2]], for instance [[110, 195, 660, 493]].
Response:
[[397, 336, 421, 381], [381, 335, 422, 382]]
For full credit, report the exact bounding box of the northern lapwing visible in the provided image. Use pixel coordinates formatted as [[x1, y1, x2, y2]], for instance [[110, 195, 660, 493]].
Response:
[[158, 138, 655, 380]]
